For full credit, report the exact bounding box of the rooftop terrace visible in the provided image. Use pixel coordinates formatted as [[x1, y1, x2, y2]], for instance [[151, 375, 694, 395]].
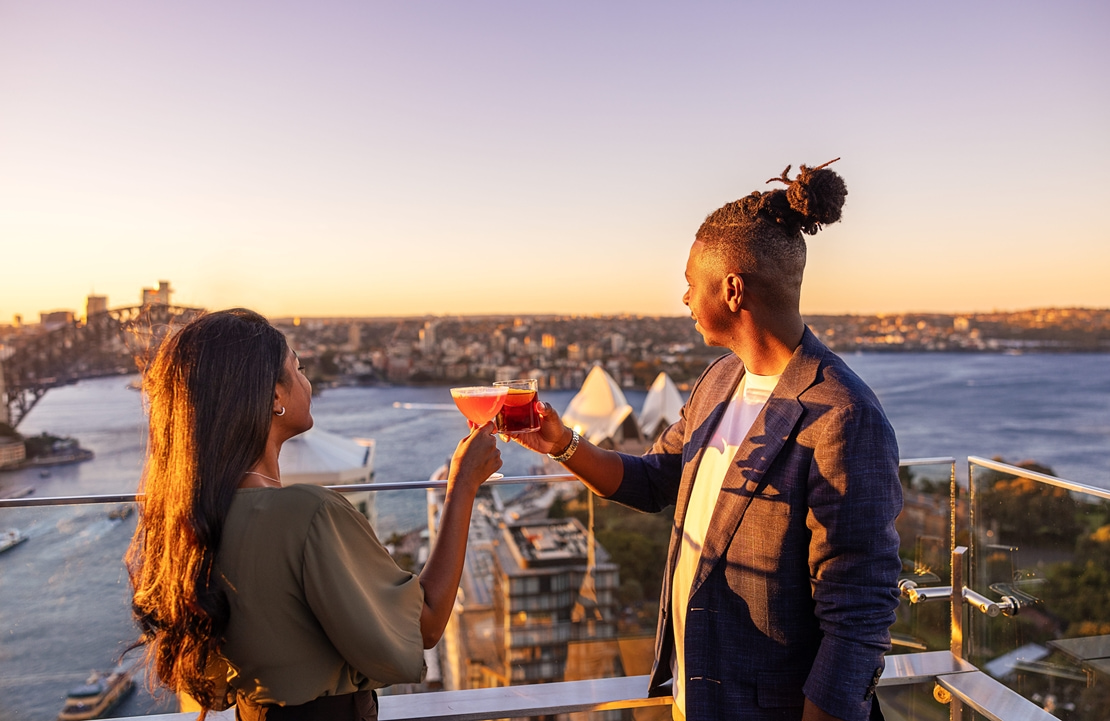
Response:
[[3, 458, 1108, 720]]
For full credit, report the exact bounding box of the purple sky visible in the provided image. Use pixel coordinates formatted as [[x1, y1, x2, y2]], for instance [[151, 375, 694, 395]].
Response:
[[2, 1, 1107, 320]]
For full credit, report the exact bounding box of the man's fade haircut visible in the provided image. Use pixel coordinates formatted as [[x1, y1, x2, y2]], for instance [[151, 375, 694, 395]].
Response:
[[696, 159, 848, 311]]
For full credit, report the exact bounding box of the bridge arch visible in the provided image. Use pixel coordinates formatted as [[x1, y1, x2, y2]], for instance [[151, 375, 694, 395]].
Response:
[[0, 305, 203, 429]]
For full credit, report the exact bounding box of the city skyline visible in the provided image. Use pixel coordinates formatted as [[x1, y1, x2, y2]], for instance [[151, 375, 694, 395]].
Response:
[[9, 277, 1109, 326], [2, 2, 1108, 322]]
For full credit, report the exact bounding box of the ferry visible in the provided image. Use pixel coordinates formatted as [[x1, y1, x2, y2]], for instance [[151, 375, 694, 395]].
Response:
[[57, 663, 135, 721], [25, 445, 95, 467], [0, 527, 27, 553], [107, 504, 133, 520]]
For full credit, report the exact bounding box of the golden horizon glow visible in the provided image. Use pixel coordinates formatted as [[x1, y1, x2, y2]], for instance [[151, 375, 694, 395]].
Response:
[[2, 3, 1108, 323]]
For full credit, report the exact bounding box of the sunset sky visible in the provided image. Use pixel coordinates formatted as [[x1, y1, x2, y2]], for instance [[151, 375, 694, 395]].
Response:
[[2, 1, 1107, 322]]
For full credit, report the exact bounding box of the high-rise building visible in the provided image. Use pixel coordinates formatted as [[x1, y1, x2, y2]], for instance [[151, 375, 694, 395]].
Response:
[[86, 295, 108, 320], [420, 321, 437, 354], [141, 281, 172, 307], [0, 366, 10, 428], [490, 517, 621, 685], [39, 311, 75, 330], [0, 436, 24, 468]]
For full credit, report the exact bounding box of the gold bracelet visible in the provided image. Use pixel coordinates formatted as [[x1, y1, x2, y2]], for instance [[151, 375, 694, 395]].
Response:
[[549, 429, 580, 463]]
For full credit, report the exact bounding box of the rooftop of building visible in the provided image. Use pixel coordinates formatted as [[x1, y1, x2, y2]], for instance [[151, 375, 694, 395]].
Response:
[[497, 516, 615, 574]]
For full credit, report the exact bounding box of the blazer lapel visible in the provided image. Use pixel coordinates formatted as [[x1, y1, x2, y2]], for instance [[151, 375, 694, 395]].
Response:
[[687, 331, 823, 597], [671, 361, 744, 540], [663, 359, 744, 601]]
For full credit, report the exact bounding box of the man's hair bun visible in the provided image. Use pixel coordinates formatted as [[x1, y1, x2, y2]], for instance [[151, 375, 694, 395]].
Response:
[[767, 158, 847, 235], [695, 158, 848, 259]]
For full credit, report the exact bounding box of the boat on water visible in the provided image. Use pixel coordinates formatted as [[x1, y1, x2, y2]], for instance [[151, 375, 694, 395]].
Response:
[[57, 663, 134, 721], [107, 504, 133, 520], [0, 528, 27, 553], [24, 446, 95, 468]]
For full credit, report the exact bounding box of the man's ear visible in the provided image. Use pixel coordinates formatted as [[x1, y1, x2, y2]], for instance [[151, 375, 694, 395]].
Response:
[[723, 273, 744, 312]]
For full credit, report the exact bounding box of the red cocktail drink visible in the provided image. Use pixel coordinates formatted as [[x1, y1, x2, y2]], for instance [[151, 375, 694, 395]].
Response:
[[450, 386, 508, 427], [494, 379, 540, 435]]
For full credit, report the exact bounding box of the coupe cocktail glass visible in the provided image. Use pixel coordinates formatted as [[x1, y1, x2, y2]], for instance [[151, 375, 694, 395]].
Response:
[[450, 386, 509, 428]]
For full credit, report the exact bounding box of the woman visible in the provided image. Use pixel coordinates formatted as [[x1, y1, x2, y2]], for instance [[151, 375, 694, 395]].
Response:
[[126, 309, 501, 720]]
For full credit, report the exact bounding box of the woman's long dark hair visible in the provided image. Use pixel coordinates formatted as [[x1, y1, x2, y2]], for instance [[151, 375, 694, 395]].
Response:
[[125, 309, 288, 710]]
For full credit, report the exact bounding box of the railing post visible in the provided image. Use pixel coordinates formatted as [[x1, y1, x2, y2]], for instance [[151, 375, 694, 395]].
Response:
[[950, 546, 965, 660], [949, 545, 968, 720]]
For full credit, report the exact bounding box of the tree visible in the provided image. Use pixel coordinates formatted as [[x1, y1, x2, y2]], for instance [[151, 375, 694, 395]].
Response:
[[977, 460, 1081, 548], [1041, 524, 1110, 637], [562, 490, 674, 604], [547, 495, 567, 519]]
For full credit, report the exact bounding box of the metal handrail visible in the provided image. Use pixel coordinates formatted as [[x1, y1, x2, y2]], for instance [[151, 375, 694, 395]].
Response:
[[900, 456, 957, 466], [968, 455, 1110, 499], [0, 459, 962, 510], [0, 473, 582, 509]]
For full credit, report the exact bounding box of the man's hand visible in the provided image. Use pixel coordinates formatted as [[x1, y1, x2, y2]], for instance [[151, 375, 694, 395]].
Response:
[[802, 698, 845, 721], [511, 401, 570, 455]]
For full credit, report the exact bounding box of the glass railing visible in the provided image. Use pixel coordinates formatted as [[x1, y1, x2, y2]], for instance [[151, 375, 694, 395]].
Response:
[[892, 457, 962, 655], [0, 497, 178, 720], [882, 458, 963, 721], [1, 461, 1090, 720], [965, 456, 1110, 720], [0, 473, 661, 720]]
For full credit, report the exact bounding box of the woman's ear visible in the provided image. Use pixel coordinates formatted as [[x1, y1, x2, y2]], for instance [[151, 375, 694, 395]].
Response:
[[272, 383, 288, 416]]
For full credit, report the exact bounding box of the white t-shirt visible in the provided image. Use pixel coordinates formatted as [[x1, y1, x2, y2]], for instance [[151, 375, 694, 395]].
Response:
[[670, 370, 781, 715]]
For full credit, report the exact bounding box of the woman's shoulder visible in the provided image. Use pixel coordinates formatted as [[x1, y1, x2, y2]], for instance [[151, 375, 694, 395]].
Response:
[[227, 485, 371, 554], [232, 483, 350, 518]]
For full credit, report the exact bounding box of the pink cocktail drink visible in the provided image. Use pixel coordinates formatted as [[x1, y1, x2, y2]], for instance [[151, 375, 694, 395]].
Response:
[[450, 386, 508, 427]]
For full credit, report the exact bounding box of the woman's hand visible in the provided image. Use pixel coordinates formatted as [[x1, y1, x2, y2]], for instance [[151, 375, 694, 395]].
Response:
[[422, 421, 501, 648], [511, 401, 572, 456], [447, 421, 502, 496]]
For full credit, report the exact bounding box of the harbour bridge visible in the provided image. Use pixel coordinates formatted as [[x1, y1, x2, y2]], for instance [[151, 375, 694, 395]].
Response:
[[0, 305, 203, 429]]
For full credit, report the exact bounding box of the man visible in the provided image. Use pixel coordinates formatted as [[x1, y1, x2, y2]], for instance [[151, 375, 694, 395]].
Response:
[[520, 161, 903, 721]]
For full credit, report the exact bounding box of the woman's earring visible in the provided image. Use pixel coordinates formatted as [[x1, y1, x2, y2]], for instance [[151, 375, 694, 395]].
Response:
[[275, 407, 286, 417]]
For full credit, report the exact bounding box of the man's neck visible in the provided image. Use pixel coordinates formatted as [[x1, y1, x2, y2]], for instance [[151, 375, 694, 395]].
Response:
[[729, 313, 805, 376]]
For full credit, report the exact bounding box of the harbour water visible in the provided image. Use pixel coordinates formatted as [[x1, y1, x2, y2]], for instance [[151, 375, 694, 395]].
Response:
[[0, 352, 1107, 720]]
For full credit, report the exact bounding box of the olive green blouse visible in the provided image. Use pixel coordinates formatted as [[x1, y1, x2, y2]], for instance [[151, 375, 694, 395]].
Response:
[[215, 483, 425, 706]]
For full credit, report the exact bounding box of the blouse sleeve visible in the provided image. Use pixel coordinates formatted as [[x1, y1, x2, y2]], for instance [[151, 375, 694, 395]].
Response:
[[301, 492, 426, 685]]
